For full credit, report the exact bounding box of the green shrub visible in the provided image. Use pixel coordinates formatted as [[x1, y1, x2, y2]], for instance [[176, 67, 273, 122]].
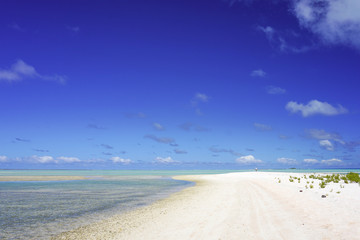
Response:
[[346, 172, 360, 183]]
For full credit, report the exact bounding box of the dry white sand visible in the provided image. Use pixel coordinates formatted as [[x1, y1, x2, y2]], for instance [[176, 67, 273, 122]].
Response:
[[54, 172, 360, 240]]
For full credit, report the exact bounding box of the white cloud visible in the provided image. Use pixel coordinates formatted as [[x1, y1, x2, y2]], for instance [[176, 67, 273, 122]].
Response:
[[277, 157, 297, 164], [111, 157, 132, 164], [155, 156, 177, 163], [304, 158, 319, 164], [0, 156, 8, 162], [305, 129, 341, 141], [195, 93, 209, 102], [250, 69, 266, 77], [31, 155, 82, 164], [258, 25, 313, 53], [0, 60, 66, 84], [286, 100, 348, 117], [253, 122, 272, 131], [32, 155, 56, 163], [319, 140, 334, 151], [191, 93, 209, 115], [57, 156, 81, 163], [321, 158, 343, 165], [267, 86, 286, 95], [302, 158, 342, 165], [153, 122, 164, 131], [257, 26, 275, 41], [293, 0, 360, 50], [236, 155, 262, 164]]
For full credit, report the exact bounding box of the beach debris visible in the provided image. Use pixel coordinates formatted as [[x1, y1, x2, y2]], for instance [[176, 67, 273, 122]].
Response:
[[321, 195, 326, 198]]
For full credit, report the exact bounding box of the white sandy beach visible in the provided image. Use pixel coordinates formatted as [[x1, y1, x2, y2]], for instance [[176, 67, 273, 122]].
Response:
[[54, 172, 360, 240]]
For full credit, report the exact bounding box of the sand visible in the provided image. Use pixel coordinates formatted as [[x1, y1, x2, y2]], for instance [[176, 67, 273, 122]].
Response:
[[53, 172, 360, 240]]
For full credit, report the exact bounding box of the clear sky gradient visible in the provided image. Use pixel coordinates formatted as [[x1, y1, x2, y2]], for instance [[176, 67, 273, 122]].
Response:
[[1, 0, 360, 169]]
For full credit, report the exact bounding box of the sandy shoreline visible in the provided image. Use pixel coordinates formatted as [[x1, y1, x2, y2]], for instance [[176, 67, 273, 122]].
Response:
[[53, 172, 360, 240]]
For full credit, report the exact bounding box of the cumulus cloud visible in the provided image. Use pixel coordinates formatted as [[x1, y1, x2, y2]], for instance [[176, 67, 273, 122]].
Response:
[[236, 155, 262, 164], [253, 122, 272, 131], [144, 134, 175, 144], [303, 158, 342, 165], [304, 158, 320, 164], [277, 157, 297, 164], [293, 0, 360, 50], [231, 0, 360, 51], [250, 69, 266, 77], [319, 139, 334, 151], [31, 155, 81, 164], [321, 158, 343, 165], [0, 60, 66, 84], [57, 156, 81, 163], [286, 100, 348, 117], [153, 122, 164, 131], [32, 155, 56, 163], [111, 157, 131, 164], [155, 156, 177, 163], [0, 156, 8, 162], [267, 86, 286, 95]]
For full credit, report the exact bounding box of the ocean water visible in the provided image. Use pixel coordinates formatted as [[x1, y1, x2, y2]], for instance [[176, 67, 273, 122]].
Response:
[[0, 174, 193, 240], [1, 169, 358, 239], [0, 169, 250, 177]]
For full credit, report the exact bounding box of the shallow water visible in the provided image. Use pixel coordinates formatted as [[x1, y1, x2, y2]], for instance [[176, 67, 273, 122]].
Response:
[[0, 176, 192, 240]]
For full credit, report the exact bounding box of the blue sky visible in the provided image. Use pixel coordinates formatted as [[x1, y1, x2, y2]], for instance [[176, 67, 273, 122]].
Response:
[[1, 0, 360, 169]]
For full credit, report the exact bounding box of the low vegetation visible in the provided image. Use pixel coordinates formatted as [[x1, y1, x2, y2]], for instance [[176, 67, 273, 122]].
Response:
[[286, 172, 360, 190]]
